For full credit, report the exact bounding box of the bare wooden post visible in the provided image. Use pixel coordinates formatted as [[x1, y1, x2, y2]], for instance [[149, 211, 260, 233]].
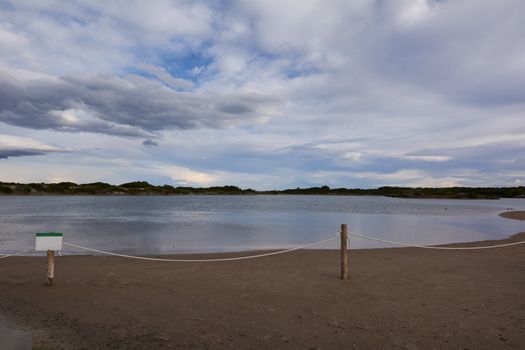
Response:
[[340, 224, 348, 280], [45, 250, 55, 286]]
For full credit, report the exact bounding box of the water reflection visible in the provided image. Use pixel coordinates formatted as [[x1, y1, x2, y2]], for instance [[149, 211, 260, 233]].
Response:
[[0, 196, 524, 254]]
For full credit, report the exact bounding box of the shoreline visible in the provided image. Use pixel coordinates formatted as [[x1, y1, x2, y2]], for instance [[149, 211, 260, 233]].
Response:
[[4, 230, 524, 259], [1, 228, 524, 349], [2, 193, 524, 200]]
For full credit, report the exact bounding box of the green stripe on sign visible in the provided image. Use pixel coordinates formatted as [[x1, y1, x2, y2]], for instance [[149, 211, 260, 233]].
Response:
[[36, 232, 63, 237]]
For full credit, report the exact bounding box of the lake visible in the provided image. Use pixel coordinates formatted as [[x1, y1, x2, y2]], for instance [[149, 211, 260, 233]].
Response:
[[1, 195, 524, 255]]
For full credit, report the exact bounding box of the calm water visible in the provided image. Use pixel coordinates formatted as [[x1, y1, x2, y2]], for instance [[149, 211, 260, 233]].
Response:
[[1, 195, 524, 255]]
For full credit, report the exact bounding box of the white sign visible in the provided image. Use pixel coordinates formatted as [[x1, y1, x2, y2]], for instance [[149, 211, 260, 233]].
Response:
[[35, 232, 63, 251]]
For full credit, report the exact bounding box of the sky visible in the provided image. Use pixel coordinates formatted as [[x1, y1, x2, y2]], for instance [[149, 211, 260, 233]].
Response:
[[0, 0, 524, 190]]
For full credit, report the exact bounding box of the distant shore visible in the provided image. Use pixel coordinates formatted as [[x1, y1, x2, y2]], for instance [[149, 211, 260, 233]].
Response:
[[1, 224, 524, 348], [2, 181, 525, 199]]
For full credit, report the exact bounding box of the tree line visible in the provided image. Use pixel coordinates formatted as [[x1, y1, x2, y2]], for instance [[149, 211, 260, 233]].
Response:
[[1, 181, 524, 199]]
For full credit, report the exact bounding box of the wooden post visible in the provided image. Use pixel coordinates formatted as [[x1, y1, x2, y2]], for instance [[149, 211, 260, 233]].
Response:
[[340, 224, 348, 280], [45, 250, 54, 286]]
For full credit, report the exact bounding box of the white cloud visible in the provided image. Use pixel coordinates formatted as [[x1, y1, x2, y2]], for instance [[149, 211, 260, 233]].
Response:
[[0, 133, 59, 149], [0, 0, 523, 188], [395, 0, 437, 26], [343, 152, 363, 162], [0, 23, 30, 53], [158, 165, 218, 186], [403, 155, 451, 162], [0, 159, 114, 183]]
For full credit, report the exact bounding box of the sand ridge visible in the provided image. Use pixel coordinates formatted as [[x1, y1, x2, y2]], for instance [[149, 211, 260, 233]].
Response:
[[500, 210, 525, 221]]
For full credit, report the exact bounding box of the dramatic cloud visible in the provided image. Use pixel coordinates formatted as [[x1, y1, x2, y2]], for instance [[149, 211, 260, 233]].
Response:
[[0, 66, 283, 137], [0, 0, 524, 188]]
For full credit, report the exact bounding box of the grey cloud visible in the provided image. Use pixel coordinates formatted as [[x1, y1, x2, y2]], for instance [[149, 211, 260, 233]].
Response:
[[0, 147, 66, 159], [0, 149, 46, 159], [142, 139, 159, 147], [366, 1, 525, 107], [0, 69, 283, 137], [217, 102, 253, 114]]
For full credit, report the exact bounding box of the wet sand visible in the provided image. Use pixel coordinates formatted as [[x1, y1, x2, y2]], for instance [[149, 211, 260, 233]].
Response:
[[500, 210, 525, 220], [1, 218, 524, 349], [0, 316, 31, 350]]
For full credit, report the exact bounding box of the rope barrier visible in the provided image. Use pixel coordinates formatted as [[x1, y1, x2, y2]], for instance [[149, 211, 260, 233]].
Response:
[[0, 248, 35, 259], [3, 230, 524, 262], [62, 235, 339, 262], [350, 231, 525, 250]]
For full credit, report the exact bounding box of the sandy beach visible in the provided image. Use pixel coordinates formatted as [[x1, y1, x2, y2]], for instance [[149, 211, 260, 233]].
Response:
[[0, 213, 524, 349]]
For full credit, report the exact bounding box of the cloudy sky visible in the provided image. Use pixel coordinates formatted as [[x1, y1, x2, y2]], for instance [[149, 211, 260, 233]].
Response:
[[0, 0, 524, 189]]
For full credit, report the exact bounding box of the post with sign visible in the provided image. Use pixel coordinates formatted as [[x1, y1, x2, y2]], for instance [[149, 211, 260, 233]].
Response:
[[46, 250, 54, 286], [35, 232, 63, 286]]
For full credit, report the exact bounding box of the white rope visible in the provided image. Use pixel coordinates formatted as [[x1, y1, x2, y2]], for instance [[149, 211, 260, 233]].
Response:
[[63, 235, 339, 262], [0, 248, 34, 259], [350, 231, 525, 250]]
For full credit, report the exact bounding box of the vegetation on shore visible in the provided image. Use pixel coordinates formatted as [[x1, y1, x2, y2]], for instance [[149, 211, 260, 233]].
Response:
[[0, 181, 524, 199]]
